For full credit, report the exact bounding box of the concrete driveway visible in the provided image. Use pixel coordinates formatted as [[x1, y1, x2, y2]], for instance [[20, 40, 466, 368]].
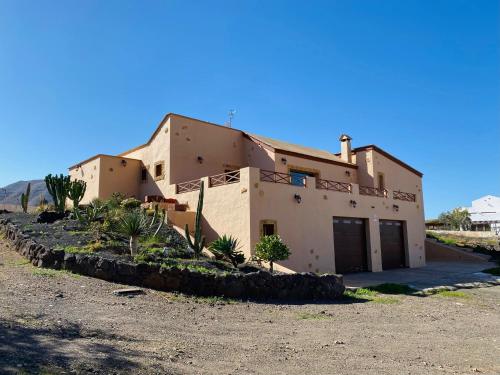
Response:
[[343, 260, 500, 289]]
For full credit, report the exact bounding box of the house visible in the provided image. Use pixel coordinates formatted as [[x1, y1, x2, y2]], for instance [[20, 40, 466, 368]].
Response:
[[467, 195, 500, 234], [69, 113, 425, 274]]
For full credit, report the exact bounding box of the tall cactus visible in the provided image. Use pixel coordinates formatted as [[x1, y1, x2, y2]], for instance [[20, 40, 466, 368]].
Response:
[[68, 179, 87, 209], [45, 174, 71, 213], [185, 181, 205, 258], [20, 182, 31, 213]]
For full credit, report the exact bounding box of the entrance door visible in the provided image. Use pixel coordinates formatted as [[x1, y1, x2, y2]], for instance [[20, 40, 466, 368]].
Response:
[[333, 217, 368, 274], [380, 220, 406, 270]]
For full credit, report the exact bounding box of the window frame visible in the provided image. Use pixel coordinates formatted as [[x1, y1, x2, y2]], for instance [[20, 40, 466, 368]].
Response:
[[154, 161, 165, 181], [260, 219, 278, 237]]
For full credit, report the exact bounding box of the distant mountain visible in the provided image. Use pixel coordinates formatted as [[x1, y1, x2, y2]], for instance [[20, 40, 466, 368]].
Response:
[[0, 179, 52, 207]]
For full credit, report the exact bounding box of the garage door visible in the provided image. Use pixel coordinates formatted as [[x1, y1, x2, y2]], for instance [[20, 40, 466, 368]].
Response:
[[333, 217, 368, 274], [380, 220, 406, 270]]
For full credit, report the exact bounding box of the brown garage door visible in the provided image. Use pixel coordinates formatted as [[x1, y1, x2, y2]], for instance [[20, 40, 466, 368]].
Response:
[[380, 220, 406, 270], [333, 217, 368, 274]]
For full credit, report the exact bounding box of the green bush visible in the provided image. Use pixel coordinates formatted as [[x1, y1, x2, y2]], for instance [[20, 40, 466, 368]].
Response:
[[209, 235, 245, 267], [121, 197, 142, 209], [254, 235, 291, 273]]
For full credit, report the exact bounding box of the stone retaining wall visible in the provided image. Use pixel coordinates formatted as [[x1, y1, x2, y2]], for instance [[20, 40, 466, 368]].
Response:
[[0, 219, 345, 301]]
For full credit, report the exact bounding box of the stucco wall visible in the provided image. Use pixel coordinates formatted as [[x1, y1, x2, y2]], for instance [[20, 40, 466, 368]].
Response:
[[168, 116, 246, 184], [69, 158, 101, 204], [169, 171, 252, 257], [120, 117, 172, 200], [247, 167, 425, 274], [69, 156, 142, 204], [274, 152, 357, 184], [98, 157, 141, 200]]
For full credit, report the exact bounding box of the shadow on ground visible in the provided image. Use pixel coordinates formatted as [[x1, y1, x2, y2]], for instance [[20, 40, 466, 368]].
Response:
[[0, 317, 145, 374]]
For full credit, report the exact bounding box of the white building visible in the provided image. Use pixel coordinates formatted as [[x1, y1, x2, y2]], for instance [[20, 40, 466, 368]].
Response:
[[468, 195, 500, 234]]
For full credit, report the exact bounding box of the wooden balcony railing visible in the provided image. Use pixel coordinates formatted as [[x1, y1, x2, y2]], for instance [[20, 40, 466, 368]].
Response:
[[359, 186, 388, 198], [393, 190, 416, 202], [209, 170, 240, 187], [176, 179, 202, 194], [316, 179, 352, 193], [261, 170, 296, 185]]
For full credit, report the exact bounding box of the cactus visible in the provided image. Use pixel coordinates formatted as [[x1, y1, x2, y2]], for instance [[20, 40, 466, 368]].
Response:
[[68, 179, 87, 209], [185, 181, 205, 257], [45, 174, 71, 213], [20, 183, 31, 213]]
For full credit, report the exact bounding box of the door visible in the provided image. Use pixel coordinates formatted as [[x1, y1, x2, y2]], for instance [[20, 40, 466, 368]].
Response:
[[333, 217, 368, 274], [380, 220, 406, 270]]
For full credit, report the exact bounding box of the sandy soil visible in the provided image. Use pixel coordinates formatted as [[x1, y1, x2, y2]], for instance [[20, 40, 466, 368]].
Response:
[[0, 238, 499, 375]]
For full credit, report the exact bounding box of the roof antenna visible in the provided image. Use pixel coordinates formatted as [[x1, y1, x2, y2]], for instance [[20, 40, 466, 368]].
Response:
[[226, 109, 236, 128]]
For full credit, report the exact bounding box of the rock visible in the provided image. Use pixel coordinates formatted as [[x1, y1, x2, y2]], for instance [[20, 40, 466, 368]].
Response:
[[36, 211, 66, 224], [112, 288, 145, 296]]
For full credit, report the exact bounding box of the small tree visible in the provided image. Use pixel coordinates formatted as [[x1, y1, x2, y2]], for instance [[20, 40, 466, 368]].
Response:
[[438, 208, 471, 231], [209, 235, 245, 267], [254, 235, 291, 273]]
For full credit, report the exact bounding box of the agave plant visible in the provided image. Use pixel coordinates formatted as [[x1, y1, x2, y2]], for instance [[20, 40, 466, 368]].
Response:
[[116, 207, 165, 256], [209, 235, 245, 267], [75, 199, 106, 225]]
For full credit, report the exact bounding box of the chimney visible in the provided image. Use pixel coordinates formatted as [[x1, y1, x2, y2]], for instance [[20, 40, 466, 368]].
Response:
[[339, 134, 352, 163]]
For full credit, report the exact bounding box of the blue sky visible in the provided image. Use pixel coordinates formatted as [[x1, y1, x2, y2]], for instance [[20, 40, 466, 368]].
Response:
[[0, 0, 498, 218]]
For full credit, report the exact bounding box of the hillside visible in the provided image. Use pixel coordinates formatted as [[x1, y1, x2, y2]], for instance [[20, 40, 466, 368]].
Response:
[[0, 180, 52, 208]]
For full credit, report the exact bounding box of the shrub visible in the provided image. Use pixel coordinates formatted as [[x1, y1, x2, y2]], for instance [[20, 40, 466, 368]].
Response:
[[209, 235, 245, 267], [254, 235, 291, 273], [116, 209, 164, 255], [121, 198, 142, 209], [106, 192, 126, 210]]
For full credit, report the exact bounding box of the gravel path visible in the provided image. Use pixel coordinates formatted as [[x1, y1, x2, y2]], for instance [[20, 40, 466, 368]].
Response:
[[1, 238, 499, 375]]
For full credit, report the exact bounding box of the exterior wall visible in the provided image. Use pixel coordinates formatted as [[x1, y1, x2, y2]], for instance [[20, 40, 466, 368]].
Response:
[[121, 117, 172, 200], [247, 167, 425, 274], [69, 156, 142, 204], [243, 137, 275, 171], [274, 152, 357, 184], [97, 157, 141, 201], [69, 158, 101, 204], [168, 116, 246, 184], [370, 150, 423, 194], [169, 170, 252, 257]]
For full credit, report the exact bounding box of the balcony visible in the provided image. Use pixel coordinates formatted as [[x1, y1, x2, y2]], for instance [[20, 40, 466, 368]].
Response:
[[316, 178, 352, 193], [393, 190, 416, 202], [359, 186, 388, 198], [209, 170, 240, 187], [174, 168, 417, 205], [176, 179, 202, 194]]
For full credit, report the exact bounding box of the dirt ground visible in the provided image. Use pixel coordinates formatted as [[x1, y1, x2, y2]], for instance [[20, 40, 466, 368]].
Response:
[[1, 239, 499, 375]]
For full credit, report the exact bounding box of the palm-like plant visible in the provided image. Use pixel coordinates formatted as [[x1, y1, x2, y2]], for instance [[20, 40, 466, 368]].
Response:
[[116, 208, 165, 255], [209, 235, 245, 267]]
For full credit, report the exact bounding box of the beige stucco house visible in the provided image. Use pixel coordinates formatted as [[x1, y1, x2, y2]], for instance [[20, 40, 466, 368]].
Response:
[[69, 113, 425, 274]]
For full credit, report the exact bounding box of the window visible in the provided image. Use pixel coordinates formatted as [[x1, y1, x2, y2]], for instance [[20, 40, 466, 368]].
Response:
[[377, 172, 385, 190], [260, 220, 277, 237], [154, 161, 165, 181], [290, 169, 316, 186], [141, 166, 148, 182]]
